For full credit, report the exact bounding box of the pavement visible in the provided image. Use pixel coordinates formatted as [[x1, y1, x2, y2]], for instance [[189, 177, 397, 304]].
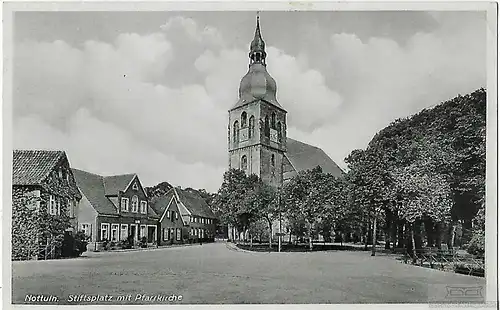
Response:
[[11, 241, 486, 304]]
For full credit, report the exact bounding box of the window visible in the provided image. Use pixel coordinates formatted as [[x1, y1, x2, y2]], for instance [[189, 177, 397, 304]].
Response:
[[131, 196, 139, 212], [57, 198, 61, 215], [167, 209, 170, 218], [249, 115, 255, 139], [140, 201, 147, 214], [121, 197, 129, 212], [140, 225, 146, 238], [132, 182, 138, 190], [271, 112, 276, 129], [101, 223, 109, 241], [67, 198, 75, 218], [175, 212, 179, 219], [176, 229, 181, 241], [81, 223, 91, 237], [233, 121, 239, 144], [121, 224, 128, 240], [170, 228, 174, 240], [190, 216, 193, 223], [58, 168, 63, 179], [277, 121, 282, 142], [241, 111, 247, 127], [111, 224, 119, 242], [241, 155, 248, 171], [171, 211, 175, 221], [163, 228, 168, 241], [264, 115, 270, 138], [271, 154, 275, 167], [66, 172, 70, 182], [48, 195, 55, 215]]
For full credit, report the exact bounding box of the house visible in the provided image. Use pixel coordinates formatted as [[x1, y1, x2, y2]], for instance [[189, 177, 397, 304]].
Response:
[[71, 169, 159, 251], [151, 187, 217, 245], [12, 150, 82, 260]]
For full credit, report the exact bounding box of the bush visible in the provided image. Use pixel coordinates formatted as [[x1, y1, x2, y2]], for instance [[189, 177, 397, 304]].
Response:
[[467, 232, 485, 257], [61, 231, 89, 258], [140, 236, 148, 248]]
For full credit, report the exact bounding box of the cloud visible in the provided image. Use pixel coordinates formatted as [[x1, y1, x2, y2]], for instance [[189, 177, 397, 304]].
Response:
[[13, 13, 486, 190]]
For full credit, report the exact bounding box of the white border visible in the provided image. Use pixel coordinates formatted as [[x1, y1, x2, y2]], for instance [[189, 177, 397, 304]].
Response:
[[2, 2, 498, 310]]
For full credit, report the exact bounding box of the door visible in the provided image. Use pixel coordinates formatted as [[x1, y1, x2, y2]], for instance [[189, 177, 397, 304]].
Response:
[[130, 225, 137, 244], [148, 227, 155, 243]]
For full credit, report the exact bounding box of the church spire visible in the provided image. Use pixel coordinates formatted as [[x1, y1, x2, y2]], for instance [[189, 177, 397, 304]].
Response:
[[249, 12, 266, 65]]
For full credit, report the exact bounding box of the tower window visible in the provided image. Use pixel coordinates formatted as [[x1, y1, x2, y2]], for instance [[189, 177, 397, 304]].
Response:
[[241, 112, 247, 127], [271, 154, 275, 167], [271, 112, 276, 129], [241, 155, 248, 171], [249, 116, 255, 139], [264, 115, 270, 138], [233, 120, 239, 144], [277, 121, 282, 143]]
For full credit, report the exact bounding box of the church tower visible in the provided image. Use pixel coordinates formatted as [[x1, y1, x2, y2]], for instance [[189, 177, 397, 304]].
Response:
[[228, 15, 287, 187]]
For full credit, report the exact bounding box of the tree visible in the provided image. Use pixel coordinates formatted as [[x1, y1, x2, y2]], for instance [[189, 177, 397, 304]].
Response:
[[283, 166, 335, 250], [145, 181, 173, 199], [392, 165, 453, 260]]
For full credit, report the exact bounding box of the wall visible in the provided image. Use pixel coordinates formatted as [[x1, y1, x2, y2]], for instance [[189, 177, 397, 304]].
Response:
[[158, 199, 185, 245]]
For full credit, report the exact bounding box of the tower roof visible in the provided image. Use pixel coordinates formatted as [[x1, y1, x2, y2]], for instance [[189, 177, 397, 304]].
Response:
[[249, 14, 265, 57], [231, 14, 284, 112]]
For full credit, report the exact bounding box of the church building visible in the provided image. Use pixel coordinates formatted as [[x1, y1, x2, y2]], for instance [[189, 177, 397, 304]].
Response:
[[227, 16, 344, 241], [228, 16, 343, 187]]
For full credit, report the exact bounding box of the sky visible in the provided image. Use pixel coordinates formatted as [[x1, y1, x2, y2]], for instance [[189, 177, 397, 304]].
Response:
[[12, 10, 487, 192]]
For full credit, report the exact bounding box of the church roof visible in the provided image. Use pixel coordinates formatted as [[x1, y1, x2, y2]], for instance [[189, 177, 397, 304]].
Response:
[[285, 138, 345, 177]]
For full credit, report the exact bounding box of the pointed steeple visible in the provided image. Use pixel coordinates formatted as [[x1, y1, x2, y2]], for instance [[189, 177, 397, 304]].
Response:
[[249, 12, 266, 64]]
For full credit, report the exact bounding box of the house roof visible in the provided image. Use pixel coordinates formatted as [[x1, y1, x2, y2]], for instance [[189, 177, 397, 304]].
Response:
[[151, 188, 216, 220], [175, 188, 217, 219], [13, 150, 66, 186], [71, 169, 118, 216], [150, 191, 175, 221], [103, 174, 136, 196], [285, 138, 344, 177]]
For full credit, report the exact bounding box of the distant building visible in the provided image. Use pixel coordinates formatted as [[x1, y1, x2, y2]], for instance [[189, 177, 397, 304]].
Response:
[[227, 16, 344, 240], [71, 169, 159, 251], [150, 187, 217, 245], [12, 150, 82, 260]]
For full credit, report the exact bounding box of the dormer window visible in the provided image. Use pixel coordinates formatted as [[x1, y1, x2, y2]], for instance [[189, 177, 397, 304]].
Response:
[[131, 196, 139, 212], [132, 182, 138, 190], [121, 197, 129, 212]]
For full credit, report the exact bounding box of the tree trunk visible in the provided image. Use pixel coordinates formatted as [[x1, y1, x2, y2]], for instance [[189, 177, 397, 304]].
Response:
[[371, 216, 377, 256], [448, 221, 457, 251], [391, 218, 397, 250], [414, 219, 423, 250], [308, 221, 313, 251], [268, 220, 273, 249], [397, 221, 405, 248], [250, 233, 253, 248], [364, 221, 370, 250], [411, 223, 417, 264], [424, 218, 434, 247], [289, 231, 292, 244], [435, 222, 442, 250], [385, 211, 391, 249]]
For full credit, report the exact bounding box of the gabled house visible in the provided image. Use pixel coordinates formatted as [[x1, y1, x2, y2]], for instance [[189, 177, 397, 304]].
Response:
[[12, 150, 82, 260], [151, 187, 217, 245], [71, 169, 159, 251]]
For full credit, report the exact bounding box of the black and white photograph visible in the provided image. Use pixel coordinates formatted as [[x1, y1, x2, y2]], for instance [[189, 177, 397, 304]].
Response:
[[3, 2, 498, 307]]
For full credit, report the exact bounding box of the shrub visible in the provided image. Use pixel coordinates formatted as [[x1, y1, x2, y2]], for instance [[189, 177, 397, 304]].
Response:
[[140, 236, 148, 248]]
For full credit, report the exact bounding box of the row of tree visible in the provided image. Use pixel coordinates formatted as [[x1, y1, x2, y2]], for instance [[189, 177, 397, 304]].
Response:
[[214, 88, 486, 257]]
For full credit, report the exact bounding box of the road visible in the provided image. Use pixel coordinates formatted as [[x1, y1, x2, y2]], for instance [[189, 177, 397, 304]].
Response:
[[12, 242, 486, 304]]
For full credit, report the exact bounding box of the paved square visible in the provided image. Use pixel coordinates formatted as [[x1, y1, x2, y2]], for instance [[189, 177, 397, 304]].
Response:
[[12, 242, 485, 304]]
